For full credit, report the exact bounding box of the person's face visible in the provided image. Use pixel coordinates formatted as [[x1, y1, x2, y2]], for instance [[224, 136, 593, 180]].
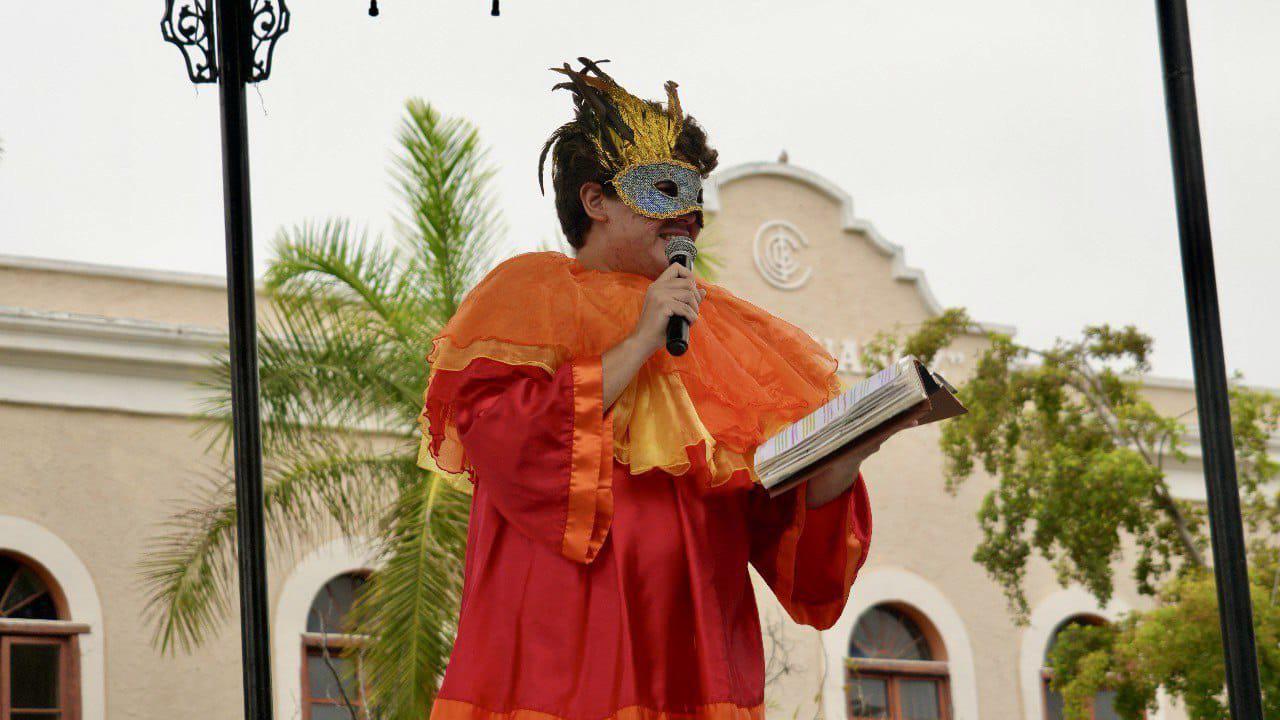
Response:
[[579, 182, 702, 279]]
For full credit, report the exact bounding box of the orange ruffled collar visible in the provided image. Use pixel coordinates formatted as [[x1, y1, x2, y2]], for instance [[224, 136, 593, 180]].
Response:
[[419, 251, 840, 491]]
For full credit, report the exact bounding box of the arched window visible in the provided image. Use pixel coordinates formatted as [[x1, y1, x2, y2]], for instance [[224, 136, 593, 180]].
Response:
[[303, 572, 370, 720], [846, 604, 952, 720], [0, 552, 81, 720], [1041, 615, 1128, 720]]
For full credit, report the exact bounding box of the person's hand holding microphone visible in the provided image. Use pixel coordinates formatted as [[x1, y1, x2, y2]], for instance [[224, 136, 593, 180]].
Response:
[[601, 250, 706, 411], [630, 260, 706, 357]]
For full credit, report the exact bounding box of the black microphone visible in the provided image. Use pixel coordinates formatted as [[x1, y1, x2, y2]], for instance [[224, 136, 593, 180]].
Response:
[[664, 236, 698, 356]]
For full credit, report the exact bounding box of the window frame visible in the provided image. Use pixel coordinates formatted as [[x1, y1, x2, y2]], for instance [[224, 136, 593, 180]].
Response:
[[0, 553, 82, 720], [300, 572, 372, 720], [1039, 669, 1137, 720], [0, 633, 80, 720], [1039, 615, 1140, 720], [846, 659, 952, 720], [845, 604, 954, 720], [300, 633, 370, 720]]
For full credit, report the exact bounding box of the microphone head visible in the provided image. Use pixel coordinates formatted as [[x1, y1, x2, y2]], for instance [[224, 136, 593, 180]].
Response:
[[664, 236, 697, 266]]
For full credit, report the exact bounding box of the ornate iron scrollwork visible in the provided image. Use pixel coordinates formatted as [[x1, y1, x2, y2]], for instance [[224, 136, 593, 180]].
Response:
[[247, 0, 290, 82], [161, 0, 218, 83], [162, 0, 290, 84]]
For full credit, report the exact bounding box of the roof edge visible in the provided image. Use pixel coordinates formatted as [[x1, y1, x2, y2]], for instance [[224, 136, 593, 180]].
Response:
[[0, 253, 261, 290], [705, 162, 1015, 337]]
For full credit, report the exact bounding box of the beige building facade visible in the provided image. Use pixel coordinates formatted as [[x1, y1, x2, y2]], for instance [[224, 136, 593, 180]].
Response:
[[0, 162, 1222, 720]]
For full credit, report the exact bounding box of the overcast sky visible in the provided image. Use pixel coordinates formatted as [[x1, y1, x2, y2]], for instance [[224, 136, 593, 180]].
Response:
[[2, 1, 1277, 386]]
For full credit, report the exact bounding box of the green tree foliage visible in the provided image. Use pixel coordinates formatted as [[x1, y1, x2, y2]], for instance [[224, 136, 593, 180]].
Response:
[[864, 309, 1280, 719], [1045, 564, 1280, 720], [139, 98, 500, 719]]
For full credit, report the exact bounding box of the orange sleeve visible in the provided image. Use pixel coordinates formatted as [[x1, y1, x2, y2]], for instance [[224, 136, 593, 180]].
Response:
[[441, 355, 614, 564], [747, 471, 872, 629]]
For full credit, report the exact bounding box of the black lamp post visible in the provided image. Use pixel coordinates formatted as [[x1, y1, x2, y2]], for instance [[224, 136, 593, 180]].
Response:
[[161, 1, 288, 718], [1153, 1, 1264, 716], [160, 3, 498, 718]]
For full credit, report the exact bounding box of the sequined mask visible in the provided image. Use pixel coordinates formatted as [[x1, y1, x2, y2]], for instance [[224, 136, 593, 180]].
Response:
[[541, 58, 706, 223], [612, 161, 704, 220]]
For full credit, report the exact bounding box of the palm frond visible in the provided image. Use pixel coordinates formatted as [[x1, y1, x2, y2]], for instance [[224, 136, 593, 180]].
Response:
[[267, 219, 429, 345], [394, 99, 502, 321], [349, 474, 470, 719], [139, 443, 411, 654], [194, 297, 427, 460], [195, 220, 437, 459]]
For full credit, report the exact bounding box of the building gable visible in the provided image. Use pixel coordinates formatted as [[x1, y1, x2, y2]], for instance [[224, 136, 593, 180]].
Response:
[[703, 162, 1010, 375]]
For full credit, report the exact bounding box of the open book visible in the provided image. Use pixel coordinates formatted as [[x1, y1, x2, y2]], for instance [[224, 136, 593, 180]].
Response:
[[753, 355, 967, 496]]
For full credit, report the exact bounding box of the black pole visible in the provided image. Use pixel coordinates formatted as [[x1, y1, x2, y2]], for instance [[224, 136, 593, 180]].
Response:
[[1153, 2, 1263, 717], [214, 0, 274, 718]]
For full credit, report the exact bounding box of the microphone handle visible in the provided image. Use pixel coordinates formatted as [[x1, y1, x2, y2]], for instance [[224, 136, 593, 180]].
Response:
[[665, 255, 692, 356], [666, 313, 689, 356]]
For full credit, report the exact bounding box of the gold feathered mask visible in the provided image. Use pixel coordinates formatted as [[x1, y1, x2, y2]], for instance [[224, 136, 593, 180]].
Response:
[[539, 58, 704, 221]]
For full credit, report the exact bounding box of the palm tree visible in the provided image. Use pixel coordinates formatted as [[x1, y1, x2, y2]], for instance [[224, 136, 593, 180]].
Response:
[[140, 98, 499, 719]]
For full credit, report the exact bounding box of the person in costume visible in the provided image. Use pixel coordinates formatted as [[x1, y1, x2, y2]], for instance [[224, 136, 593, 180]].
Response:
[[417, 57, 914, 720]]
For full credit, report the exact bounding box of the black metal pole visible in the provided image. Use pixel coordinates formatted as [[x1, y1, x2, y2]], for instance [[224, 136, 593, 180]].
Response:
[[213, 0, 274, 718], [1153, 2, 1263, 717]]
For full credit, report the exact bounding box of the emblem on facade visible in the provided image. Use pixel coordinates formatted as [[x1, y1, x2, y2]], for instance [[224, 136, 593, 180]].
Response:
[[753, 220, 813, 290]]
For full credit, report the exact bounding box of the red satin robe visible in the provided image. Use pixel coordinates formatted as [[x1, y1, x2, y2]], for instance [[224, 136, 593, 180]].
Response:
[[425, 353, 873, 720]]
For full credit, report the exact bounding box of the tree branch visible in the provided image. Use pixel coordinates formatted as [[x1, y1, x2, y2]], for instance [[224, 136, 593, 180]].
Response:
[[1020, 344, 1207, 569]]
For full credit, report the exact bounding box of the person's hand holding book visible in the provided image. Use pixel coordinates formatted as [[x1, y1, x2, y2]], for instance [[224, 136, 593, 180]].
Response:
[[754, 355, 966, 499], [800, 411, 921, 508]]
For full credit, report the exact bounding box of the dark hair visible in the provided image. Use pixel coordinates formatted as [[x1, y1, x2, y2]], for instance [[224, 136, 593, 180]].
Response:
[[539, 101, 719, 250]]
